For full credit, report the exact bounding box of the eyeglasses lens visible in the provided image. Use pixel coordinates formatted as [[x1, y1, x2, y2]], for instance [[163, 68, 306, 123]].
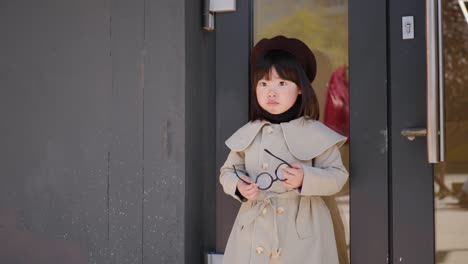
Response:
[[256, 173, 272, 190], [276, 163, 289, 181]]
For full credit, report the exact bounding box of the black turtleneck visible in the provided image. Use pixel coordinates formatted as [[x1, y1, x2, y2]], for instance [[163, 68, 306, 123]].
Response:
[[261, 96, 303, 124], [235, 96, 304, 200]]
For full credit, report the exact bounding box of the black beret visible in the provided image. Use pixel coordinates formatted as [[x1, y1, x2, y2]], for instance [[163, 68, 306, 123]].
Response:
[[251, 35, 317, 83]]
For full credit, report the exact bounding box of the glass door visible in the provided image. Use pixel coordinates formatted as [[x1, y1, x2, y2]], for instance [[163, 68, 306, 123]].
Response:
[[389, 0, 468, 263], [434, 1, 468, 262], [214, 0, 389, 263], [253, 1, 350, 262]]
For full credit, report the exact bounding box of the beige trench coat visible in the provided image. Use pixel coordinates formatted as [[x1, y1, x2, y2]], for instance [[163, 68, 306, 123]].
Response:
[[220, 117, 348, 264]]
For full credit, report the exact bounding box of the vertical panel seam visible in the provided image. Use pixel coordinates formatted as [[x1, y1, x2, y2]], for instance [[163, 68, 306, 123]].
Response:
[[385, 0, 393, 262], [141, 0, 147, 263], [107, 151, 111, 253], [108, 0, 113, 259]]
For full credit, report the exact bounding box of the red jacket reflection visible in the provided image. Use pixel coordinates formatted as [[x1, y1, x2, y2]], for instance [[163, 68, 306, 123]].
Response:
[[324, 65, 349, 140]]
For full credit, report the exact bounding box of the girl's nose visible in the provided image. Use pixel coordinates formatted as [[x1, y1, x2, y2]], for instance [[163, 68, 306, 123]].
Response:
[[267, 87, 277, 97]]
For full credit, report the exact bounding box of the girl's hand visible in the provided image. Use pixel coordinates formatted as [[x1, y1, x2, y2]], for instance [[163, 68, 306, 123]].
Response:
[[282, 163, 304, 189], [237, 176, 258, 201]]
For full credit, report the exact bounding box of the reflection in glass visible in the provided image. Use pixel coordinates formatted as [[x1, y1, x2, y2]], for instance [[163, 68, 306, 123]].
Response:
[[434, 0, 468, 263], [254, 1, 349, 263]]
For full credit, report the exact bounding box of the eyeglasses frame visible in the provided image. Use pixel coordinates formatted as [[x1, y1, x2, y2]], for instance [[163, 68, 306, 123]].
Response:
[[232, 148, 293, 190]]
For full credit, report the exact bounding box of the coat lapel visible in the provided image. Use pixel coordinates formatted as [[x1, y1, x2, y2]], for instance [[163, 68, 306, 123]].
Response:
[[225, 117, 347, 161], [225, 119, 269, 151], [281, 118, 347, 160]]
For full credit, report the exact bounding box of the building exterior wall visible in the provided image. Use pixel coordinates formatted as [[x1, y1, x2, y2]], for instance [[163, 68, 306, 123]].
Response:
[[0, 1, 212, 263]]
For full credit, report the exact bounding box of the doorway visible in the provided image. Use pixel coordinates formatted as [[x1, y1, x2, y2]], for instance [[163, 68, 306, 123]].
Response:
[[213, 0, 389, 263]]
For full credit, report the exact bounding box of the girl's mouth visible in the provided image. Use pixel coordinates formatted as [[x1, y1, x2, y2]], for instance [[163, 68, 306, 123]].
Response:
[[267, 101, 279, 105]]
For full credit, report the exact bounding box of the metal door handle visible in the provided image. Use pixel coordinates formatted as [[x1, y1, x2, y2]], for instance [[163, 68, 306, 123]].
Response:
[[422, 0, 445, 163], [401, 0, 445, 163], [401, 128, 428, 141]]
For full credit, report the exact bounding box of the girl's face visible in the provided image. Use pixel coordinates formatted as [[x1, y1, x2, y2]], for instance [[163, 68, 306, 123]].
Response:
[[256, 67, 301, 115]]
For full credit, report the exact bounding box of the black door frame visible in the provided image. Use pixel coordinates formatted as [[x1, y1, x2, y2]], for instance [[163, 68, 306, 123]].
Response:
[[214, 0, 390, 263], [349, 0, 390, 262], [214, 0, 252, 253], [389, 0, 435, 263]]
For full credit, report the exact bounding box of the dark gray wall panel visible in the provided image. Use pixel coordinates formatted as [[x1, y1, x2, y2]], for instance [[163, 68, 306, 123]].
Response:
[[1, 1, 213, 263], [108, 0, 144, 263], [0, 1, 111, 263], [349, 0, 389, 263], [143, 1, 186, 263]]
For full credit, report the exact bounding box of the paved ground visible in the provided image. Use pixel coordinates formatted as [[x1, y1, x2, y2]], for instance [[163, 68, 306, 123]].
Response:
[[336, 173, 468, 264], [435, 174, 468, 264]]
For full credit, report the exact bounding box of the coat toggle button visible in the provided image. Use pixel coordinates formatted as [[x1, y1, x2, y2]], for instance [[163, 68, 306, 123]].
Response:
[[270, 248, 282, 259], [256, 246, 264, 255], [276, 207, 285, 215]]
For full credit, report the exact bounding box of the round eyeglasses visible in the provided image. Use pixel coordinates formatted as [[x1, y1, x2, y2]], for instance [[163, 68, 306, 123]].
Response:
[[232, 149, 293, 190]]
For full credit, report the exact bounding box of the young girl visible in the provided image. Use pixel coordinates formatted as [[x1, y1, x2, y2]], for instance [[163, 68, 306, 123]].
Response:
[[219, 35, 349, 264]]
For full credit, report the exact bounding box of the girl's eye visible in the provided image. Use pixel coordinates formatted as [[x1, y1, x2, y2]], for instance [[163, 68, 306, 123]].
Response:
[[258, 81, 267, 87], [279, 81, 287, 86]]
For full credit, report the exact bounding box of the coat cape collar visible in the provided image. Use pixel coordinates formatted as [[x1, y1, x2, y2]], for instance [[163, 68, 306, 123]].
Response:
[[225, 117, 347, 161]]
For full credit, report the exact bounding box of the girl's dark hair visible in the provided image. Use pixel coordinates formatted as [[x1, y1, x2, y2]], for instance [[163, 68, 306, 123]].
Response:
[[250, 49, 320, 121]]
